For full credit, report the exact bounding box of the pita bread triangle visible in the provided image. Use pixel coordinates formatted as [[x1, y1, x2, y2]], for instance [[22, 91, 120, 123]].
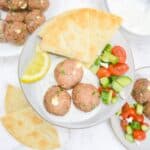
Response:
[[39, 8, 122, 67]]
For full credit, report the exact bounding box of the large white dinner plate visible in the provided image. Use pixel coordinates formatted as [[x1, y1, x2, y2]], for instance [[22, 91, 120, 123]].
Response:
[[111, 67, 150, 150], [18, 18, 135, 129]]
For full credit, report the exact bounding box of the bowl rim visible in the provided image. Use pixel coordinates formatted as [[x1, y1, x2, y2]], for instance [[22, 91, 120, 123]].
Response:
[[18, 20, 135, 129], [104, 0, 150, 38]]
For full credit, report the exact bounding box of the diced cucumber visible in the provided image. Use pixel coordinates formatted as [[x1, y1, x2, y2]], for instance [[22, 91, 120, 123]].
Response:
[[130, 121, 141, 130], [103, 44, 112, 53], [111, 96, 118, 104], [112, 81, 123, 92], [90, 64, 99, 74], [100, 77, 110, 88], [100, 51, 119, 64], [126, 125, 133, 134], [101, 90, 113, 104], [125, 134, 134, 143], [136, 103, 144, 115], [116, 76, 132, 87], [109, 76, 117, 82], [141, 124, 149, 132]]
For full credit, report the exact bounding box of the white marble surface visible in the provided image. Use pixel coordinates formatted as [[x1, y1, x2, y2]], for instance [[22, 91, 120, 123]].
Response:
[[0, 0, 150, 150]]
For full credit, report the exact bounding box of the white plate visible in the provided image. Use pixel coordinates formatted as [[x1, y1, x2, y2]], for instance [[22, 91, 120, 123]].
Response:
[[18, 18, 135, 129], [111, 67, 150, 150]]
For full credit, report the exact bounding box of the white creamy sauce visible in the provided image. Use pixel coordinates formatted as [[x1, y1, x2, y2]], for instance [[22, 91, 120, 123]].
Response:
[[107, 0, 150, 35]]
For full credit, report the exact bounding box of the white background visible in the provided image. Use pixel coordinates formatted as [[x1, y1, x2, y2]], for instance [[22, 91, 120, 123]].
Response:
[[0, 0, 150, 150]]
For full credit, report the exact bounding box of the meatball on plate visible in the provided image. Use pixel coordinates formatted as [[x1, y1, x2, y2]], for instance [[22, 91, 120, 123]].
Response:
[[18, 9, 134, 128], [54, 59, 83, 89], [44, 86, 71, 116], [72, 83, 100, 112]]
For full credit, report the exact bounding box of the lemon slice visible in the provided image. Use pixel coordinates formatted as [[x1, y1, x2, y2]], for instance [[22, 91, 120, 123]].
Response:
[[21, 51, 50, 83]]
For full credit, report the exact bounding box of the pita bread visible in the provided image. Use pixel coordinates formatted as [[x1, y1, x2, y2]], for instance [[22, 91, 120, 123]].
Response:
[[1, 107, 60, 150], [39, 8, 122, 67], [2, 85, 60, 150], [5, 85, 28, 113]]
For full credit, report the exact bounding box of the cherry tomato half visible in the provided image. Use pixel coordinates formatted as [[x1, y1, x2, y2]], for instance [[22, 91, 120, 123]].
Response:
[[96, 67, 111, 78], [98, 87, 103, 93], [108, 63, 129, 76], [120, 119, 128, 131], [121, 112, 130, 120], [133, 130, 146, 141], [122, 103, 130, 113], [121, 108, 136, 119], [112, 46, 127, 63], [134, 114, 144, 123]]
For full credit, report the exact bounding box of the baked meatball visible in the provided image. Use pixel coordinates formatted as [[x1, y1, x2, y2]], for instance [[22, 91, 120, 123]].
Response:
[[44, 86, 71, 116], [0, 0, 9, 10], [4, 21, 28, 44], [25, 10, 45, 33], [28, 0, 49, 11], [132, 78, 150, 104], [5, 11, 27, 22], [8, 0, 28, 10], [72, 83, 100, 112], [144, 102, 150, 119], [54, 59, 84, 89]]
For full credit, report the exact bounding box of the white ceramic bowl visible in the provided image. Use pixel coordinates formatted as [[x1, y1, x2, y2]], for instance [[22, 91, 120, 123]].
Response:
[[105, 0, 150, 39]]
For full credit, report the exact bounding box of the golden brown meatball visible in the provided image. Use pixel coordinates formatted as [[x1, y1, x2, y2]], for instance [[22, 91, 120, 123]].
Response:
[[44, 86, 71, 116], [4, 21, 28, 44], [72, 83, 100, 112], [132, 78, 150, 104], [28, 0, 49, 11], [54, 59, 84, 89], [25, 10, 45, 33]]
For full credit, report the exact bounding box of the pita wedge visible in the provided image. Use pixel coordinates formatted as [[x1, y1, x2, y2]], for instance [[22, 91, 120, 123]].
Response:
[[1, 85, 60, 150], [5, 85, 28, 113], [39, 8, 122, 67]]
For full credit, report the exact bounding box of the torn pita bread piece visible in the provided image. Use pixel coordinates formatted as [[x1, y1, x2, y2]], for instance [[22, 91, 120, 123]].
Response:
[[1, 85, 60, 150], [1, 107, 60, 150], [5, 84, 28, 113], [39, 8, 122, 67]]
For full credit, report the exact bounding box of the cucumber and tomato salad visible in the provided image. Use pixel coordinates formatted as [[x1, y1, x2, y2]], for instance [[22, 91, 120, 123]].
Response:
[[90, 44, 132, 105], [119, 103, 149, 143]]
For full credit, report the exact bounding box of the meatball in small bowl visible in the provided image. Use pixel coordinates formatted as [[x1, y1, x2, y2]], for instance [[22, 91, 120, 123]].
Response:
[[44, 86, 71, 116], [132, 78, 150, 104], [72, 83, 100, 112], [54, 59, 84, 89]]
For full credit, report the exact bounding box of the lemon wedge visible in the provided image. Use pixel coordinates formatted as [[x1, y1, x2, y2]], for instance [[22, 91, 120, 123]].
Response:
[[21, 51, 50, 83]]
